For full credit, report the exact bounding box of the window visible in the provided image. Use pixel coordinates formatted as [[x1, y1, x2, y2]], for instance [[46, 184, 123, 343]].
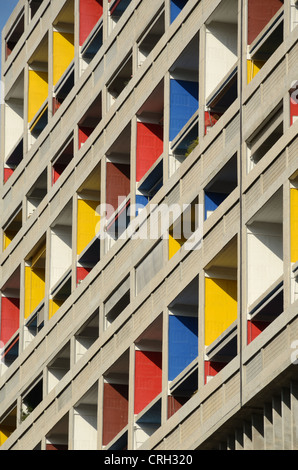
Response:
[[5, 10, 24, 59], [246, 102, 283, 172]]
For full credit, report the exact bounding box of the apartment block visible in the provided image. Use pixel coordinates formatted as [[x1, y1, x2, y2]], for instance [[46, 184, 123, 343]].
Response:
[[0, 0, 298, 450]]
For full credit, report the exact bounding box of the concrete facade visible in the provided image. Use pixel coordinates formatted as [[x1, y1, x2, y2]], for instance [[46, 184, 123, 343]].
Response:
[[0, 0, 298, 450]]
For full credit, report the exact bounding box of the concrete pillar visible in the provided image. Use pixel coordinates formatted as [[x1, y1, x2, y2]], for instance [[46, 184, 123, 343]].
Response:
[[264, 402, 274, 450], [74, 0, 80, 82], [48, 24, 53, 118], [40, 435, 46, 450], [44, 227, 51, 324], [227, 434, 235, 450], [127, 343, 135, 450], [283, 181, 292, 309], [98, 376, 104, 449], [130, 117, 137, 220], [272, 395, 282, 449], [19, 260, 26, 353], [100, 155, 106, 257], [243, 420, 253, 450], [102, 0, 109, 42], [235, 427, 244, 450], [241, 0, 248, 93], [164, 0, 171, 30], [99, 300, 105, 338], [198, 25, 206, 142], [251, 413, 264, 450], [284, 0, 292, 37], [218, 441, 227, 450], [290, 381, 298, 449], [161, 308, 169, 425], [198, 271, 205, 390], [71, 193, 78, 292], [68, 408, 74, 450], [282, 387, 291, 449], [23, 63, 29, 155], [163, 73, 170, 182]]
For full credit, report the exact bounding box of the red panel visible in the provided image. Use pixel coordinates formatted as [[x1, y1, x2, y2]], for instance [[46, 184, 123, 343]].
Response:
[[52, 164, 67, 185], [77, 266, 91, 285], [52, 97, 61, 116], [247, 320, 270, 344], [136, 122, 163, 182], [134, 350, 162, 415], [4, 168, 14, 183], [78, 126, 94, 149], [6, 43, 12, 60], [106, 162, 130, 217], [46, 444, 68, 450], [290, 96, 298, 126], [247, 0, 283, 44], [204, 111, 220, 135], [102, 382, 129, 446], [204, 361, 226, 384], [79, 0, 103, 46], [167, 396, 188, 419], [0, 297, 20, 345]]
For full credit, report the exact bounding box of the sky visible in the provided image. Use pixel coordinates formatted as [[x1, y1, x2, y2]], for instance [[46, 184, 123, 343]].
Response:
[[0, 0, 20, 76]]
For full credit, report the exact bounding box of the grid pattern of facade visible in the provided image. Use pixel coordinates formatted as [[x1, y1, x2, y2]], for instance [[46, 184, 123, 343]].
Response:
[[0, 0, 298, 450]]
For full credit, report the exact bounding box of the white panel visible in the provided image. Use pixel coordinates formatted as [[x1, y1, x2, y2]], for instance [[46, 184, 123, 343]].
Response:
[[50, 225, 72, 289], [247, 222, 283, 306], [205, 22, 238, 99], [5, 99, 23, 158], [75, 336, 93, 363], [134, 423, 157, 449], [73, 406, 97, 450]]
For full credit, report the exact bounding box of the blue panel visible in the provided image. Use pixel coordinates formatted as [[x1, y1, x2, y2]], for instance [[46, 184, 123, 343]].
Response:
[[136, 195, 149, 216], [138, 160, 163, 197], [137, 399, 161, 425], [168, 315, 198, 381], [111, 0, 132, 15], [83, 29, 103, 59], [204, 191, 228, 219], [170, 0, 188, 23], [169, 79, 198, 141]]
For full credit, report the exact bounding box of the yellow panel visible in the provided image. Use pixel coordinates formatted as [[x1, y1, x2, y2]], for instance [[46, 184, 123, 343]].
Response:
[[0, 427, 13, 446], [28, 70, 48, 123], [291, 188, 298, 263], [49, 298, 64, 320], [24, 266, 45, 319], [77, 199, 100, 255], [53, 31, 74, 86], [169, 234, 184, 260], [3, 230, 16, 250], [205, 277, 237, 346], [168, 209, 194, 260], [247, 60, 265, 84]]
